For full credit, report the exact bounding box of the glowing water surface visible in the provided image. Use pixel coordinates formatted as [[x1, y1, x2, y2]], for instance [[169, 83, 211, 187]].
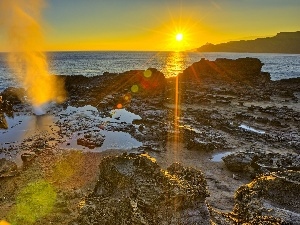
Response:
[[0, 114, 58, 148], [0, 105, 142, 163]]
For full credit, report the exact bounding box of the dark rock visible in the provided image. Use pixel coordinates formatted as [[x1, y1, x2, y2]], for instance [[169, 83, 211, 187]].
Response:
[[76, 133, 104, 149], [21, 152, 37, 163], [180, 58, 268, 84], [62, 68, 166, 107], [0, 113, 8, 129], [0, 158, 18, 177], [120, 68, 166, 97], [222, 152, 256, 172], [222, 150, 300, 174], [73, 153, 210, 225], [233, 171, 300, 224], [1, 87, 26, 104], [187, 138, 224, 152]]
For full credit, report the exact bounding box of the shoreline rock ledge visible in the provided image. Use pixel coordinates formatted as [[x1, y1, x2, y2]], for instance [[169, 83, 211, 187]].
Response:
[[180, 57, 270, 84], [72, 153, 210, 225]]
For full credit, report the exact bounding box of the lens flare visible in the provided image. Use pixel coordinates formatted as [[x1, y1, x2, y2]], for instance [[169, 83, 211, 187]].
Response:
[[0, 220, 10, 225], [131, 84, 139, 93], [124, 94, 131, 101], [8, 180, 56, 224], [143, 69, 152, 78]]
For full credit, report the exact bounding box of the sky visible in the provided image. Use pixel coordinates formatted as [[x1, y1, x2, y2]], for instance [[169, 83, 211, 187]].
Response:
[[1, 0, 300, 51]]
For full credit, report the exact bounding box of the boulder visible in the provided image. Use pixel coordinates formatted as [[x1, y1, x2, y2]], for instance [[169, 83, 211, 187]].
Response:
[[180, 58, 270, 84], [0, 158, 18, 177], [222, 151, 256, 172], [73, 153, 210, 225], [233, 171, 300, 224], [121, 68, 166, 96]]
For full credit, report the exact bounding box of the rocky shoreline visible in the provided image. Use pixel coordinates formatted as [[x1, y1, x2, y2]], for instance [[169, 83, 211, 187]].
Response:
[[0, 57, 299, 224]]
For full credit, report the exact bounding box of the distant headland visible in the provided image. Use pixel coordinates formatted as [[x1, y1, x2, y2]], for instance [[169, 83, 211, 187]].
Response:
[[197, 31, 300, 54]]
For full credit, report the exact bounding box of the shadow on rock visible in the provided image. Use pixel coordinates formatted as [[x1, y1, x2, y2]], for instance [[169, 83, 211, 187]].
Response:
[[233, 170, 300, 224], [72, 153, 210, 225]]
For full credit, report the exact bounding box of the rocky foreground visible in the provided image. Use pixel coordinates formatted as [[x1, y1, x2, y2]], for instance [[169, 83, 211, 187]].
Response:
[[0, 57, 300, 224]]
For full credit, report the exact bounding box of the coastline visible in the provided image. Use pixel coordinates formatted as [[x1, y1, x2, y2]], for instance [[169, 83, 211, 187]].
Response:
[[0, 57, 300, 224]]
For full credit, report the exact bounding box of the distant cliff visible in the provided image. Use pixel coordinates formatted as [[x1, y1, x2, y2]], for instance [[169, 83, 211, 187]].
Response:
[[197, 31, 300, 54]]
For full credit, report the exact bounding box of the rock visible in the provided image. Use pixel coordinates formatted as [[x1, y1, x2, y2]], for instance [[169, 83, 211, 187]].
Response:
[[188, 138, 224, 152], [21, 152, 37, 163], [222, 152, 255, 172], [1, 87, 26, 104], [76, 134, 104, 149], [72, 153, 210, 225], [233, 171, 300, 224], [0, 113, 8, 129], [62, 68, 166, 107], [121, 68, 166, 96], [0, 158, 18, 177], [222, 150, 300, 174], [180, 58, 269, 84]]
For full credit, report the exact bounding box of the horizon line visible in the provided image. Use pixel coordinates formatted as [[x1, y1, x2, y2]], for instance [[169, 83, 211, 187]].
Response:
[[0, 49, 194, 53]]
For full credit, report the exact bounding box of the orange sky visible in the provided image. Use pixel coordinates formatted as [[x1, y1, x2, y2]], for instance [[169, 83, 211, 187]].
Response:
[[1, 0, 300, 51]]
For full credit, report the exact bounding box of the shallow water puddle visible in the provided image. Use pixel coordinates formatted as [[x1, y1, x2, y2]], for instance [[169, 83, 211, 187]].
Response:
[[61, 105, 98, 117], [0, 114, 60, 163], [239, 124, 265, 134], [57, 105, 142, 151], [61, 130, 142, 151], [0, 105, 142, 162], [0, 114, 59, 148], [103, 108, 142, 124], [100, 130, 141, 150], [211, 151, 232, 162]]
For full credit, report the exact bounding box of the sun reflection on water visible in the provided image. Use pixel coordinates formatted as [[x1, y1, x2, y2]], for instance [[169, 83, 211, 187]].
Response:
[[164, 52, 186, 160], [161, 51, 189, 78]]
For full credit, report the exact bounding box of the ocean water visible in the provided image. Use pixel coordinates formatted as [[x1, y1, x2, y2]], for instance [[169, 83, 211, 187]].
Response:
[[0, 51, 300, 91]]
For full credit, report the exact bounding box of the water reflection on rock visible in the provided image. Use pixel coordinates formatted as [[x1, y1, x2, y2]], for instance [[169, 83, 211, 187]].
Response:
[[57, 105, 142, 151]]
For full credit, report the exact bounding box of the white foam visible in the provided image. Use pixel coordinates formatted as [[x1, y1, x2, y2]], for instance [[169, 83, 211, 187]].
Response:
[[33, 105, 45, 115]]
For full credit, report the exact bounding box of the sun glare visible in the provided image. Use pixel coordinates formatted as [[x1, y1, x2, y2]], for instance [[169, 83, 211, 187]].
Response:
[[176, 33, 183, 42]]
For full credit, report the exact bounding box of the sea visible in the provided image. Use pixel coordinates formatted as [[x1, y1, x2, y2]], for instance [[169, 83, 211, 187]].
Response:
[[0, 51, 300, 92]]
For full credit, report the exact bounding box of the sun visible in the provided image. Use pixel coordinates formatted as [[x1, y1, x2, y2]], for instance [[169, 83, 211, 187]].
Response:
[[176, 33, 183, 42]]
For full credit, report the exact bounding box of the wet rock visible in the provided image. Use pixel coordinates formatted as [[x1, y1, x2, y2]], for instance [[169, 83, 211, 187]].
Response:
[[76, 135, 104, 149], [73, 153, 210, 225], [222, 152, 255, 172], [21, 152, 37, 163], [183, 125, 226, 152], [222, 150, 300, 174], [233, 171, 300, 224], [1, 87, 26, 104], [76, 131, 105, 149], [0, 113, 8, 129], [0, 158, 18, 177], [187, 138, 224, 152]]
